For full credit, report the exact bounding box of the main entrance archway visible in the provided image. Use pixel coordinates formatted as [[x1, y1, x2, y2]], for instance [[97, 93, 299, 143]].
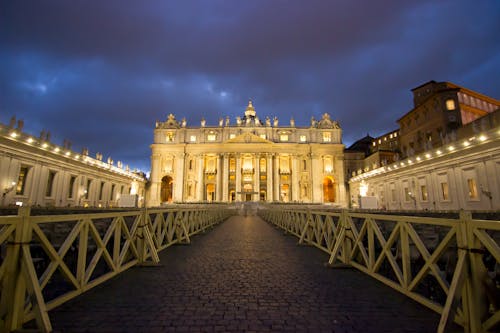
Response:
[[323, 176, 336, 203], [160, 176, 173, 203]]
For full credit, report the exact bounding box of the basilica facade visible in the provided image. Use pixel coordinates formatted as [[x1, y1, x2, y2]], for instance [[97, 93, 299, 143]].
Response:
[[149, 101, 347, 206]]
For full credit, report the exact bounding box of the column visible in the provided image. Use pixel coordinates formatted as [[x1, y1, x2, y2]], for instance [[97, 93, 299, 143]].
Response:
[[235, 154, 242, 201], [335, 155, 346, 207], [174, 153, 185, 203], [254, 155, 260, 201], [291, 155, 299, 202], [273, 154, 280, 201], [197, 154, 204, 201], [149, 153, 161, 206], [222, 153, 229, 202], [266, 154, 273, 202], [311, 153, 322, 203], [216, 154, 222, 201]]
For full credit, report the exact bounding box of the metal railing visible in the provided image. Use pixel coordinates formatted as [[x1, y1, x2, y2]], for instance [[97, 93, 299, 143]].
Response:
[[260, 206, 500, 333], [0, 206, 233, 332]]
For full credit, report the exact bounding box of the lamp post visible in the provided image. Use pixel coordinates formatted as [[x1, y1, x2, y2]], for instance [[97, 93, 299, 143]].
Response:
[[79, 190, 88, 207]]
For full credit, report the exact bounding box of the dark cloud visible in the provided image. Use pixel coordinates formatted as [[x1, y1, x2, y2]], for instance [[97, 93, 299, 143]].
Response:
[[1, 0, 499, 172]]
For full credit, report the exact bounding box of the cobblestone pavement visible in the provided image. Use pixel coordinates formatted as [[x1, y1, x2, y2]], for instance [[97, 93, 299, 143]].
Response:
[[50, 215, 450, 332]]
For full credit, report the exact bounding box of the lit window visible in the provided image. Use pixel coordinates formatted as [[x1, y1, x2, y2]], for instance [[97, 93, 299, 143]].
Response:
[[322, 132, 331, 142], [207, 134, 216, 141], [420, 185, 428, 201], [260, 134, 266, 140], [16, 166, 29, 195], [280, 134, 289, 142], [372, 142, 376, 146], [190, 135, 196, 142], [446, 99, 456, 110], [166, 132, 174, 142], [440, 182, 449, 200], [389, 134, 393, 139], [229, 134, 236, 139], [378, 139, 381, 144], [299, 135, 307, 142], [467, 179, 478, 199], [394, 132, 397, 137]]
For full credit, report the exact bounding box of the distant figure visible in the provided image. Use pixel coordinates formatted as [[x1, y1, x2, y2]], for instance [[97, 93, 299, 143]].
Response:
[[290, 117, 295, 127], [219, 118, 224, 127], [273, 116, 278, 127], [225, 116, 230, 126]]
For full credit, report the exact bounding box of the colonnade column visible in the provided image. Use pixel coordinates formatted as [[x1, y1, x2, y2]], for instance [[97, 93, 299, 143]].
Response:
[[197, 154, 204, 201], [216, 154, 222, 201], [222, 153, 229, 202], [174, 153, 185, 203], [235, 154, 242, 201], [273, 154, 280, 202], [149, 153, 161, 206], [266, 154, 273, 202], [311, 154, 322, 203], [335, 155, 347, 207], [291, 155, 299, 202], [254, 155, 260, 201]]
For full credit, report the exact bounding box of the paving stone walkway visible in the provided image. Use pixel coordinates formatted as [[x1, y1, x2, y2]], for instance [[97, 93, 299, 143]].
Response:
[[50, 214, 450, 332]]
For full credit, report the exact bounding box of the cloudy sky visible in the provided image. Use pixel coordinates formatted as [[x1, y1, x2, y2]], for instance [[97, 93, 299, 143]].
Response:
[[1, 1, 499, 172]]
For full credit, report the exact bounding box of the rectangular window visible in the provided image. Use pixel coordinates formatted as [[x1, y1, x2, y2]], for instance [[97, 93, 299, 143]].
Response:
[[299, 135, 307, 142], [229, 159, 236, 172], [207, 134, 216, 141], [323, 132, 332, 142], [440, 182, 449, 201], [446, 99, 456, 110], [46, 171, 56, 197], [404, 187, 411, 202], [16, 166, 29, 195], [280, 134, 289, 142], [86, 179, 91, 199], [190, 135, 196, 142], [68, 176, 76, 198], [110, 184, 115, 200], [420, 185, 428, 201], [98, 182, 105, 200], [467, 178, 478, 199], [259, 158, 266, 172], [391, 188, 396, 202], [229, 134, 236, 139], [260, 134, 266, 140]]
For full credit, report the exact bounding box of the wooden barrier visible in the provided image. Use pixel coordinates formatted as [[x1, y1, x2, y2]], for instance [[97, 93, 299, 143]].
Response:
[[260, 206, 500, 333], [0, 206, 233, 332]]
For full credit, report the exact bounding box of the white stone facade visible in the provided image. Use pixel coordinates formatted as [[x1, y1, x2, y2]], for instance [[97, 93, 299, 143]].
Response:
[[149, 102, 347, 207], [0, 121, 146, 208], [349, 125, 500, 211]]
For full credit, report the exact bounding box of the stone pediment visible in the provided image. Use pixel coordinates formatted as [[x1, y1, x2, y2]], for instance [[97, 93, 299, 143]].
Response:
[[225, 132, 272, 144]]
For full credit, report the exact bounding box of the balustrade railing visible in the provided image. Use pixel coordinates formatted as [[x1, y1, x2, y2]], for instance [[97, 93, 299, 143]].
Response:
[[0, 206, 233, 332], [260, 206, 500, 333]]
